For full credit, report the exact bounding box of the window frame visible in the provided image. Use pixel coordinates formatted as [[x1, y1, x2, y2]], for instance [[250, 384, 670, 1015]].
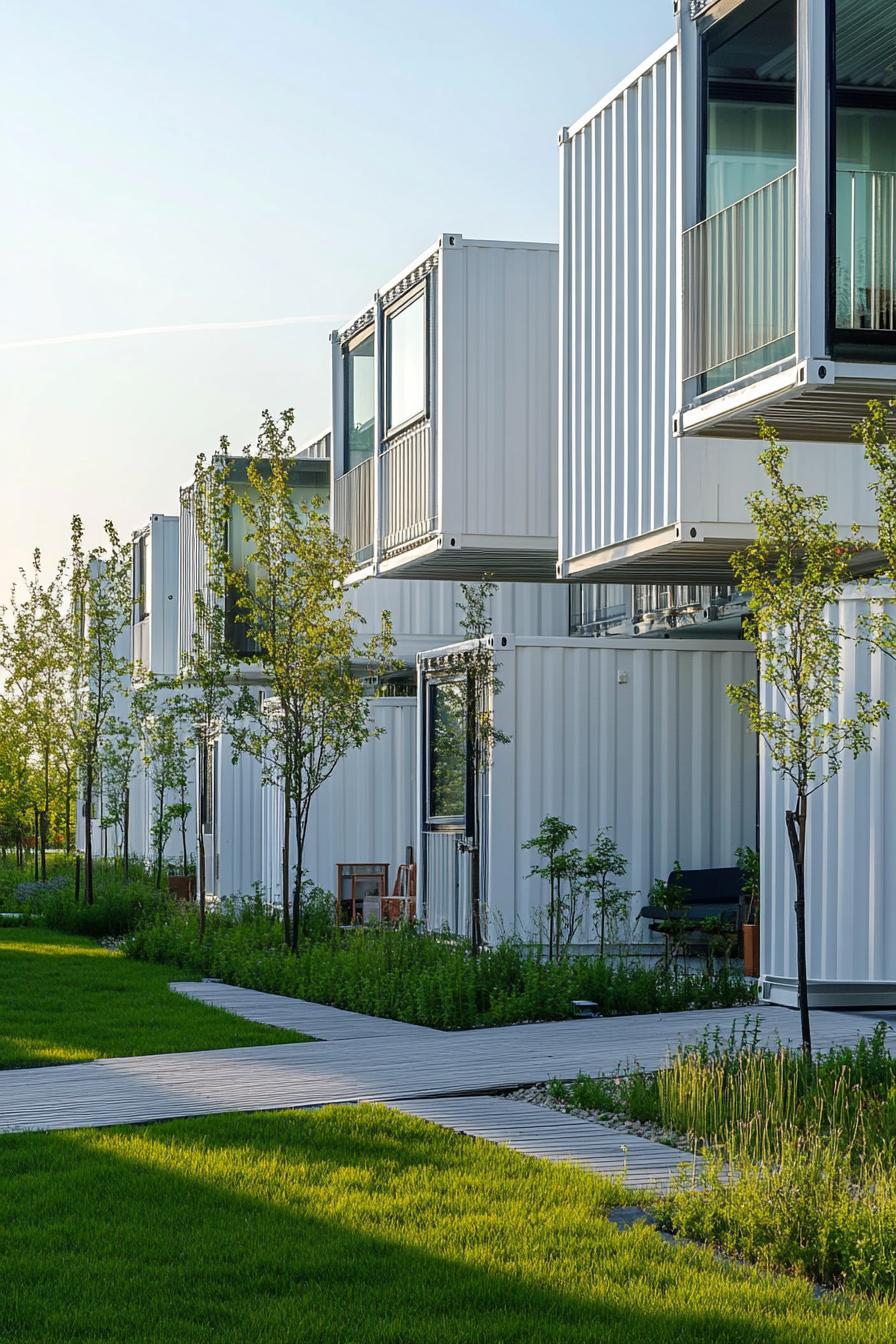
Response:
[[424, 673, 471, 832], [384, 282, 430, 440], [342, 325, 376, 476]]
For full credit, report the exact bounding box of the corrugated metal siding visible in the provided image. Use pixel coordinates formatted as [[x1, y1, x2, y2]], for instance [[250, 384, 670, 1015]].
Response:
[[351, 577, 569, 666], [454, 242, 558, 544], [560, 41, 679, 567], [256, 700, 418, 904], [423, 832, 472, 937], [297, 430, 331, 461], [177, 487, 206, 663], [216, 733, 264, 901], [148, 515, 179, 677], [423, 636, 756, 948], [761, 590, 896, 994]]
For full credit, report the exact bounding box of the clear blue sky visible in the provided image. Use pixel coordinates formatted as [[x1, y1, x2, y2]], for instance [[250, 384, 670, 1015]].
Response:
[[0, 0, 672, 594]]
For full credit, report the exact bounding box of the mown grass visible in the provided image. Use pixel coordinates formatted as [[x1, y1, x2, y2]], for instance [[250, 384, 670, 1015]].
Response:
[[0, 927, 310, 1068], [2, 1104, 894, 1344]]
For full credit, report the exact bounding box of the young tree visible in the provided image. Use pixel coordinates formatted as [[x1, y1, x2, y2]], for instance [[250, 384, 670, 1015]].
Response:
[[455, 579, 510, 955], [98, 709, 141, 873], [583, 829, 635, 959], [139, 701, 190, 889], [0, 550, 69, 880], [221, 409, 394, 950], [69, 518, 132, 903], [522, 816, 582, 961], [176, 455, 253, 939], [727, 422, 887, 1057]]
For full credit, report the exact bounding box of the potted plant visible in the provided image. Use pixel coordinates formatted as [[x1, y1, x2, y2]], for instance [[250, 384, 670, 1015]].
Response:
[[737, 846, 760, 977]]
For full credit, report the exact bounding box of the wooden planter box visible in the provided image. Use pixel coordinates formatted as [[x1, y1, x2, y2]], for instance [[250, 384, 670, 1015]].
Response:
[[167, 875, 195, 903], [742, 923, 760, 978]]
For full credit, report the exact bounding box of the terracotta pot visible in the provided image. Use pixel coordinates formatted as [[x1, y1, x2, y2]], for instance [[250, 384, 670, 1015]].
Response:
[[742, 922, 760, 978], [167, 875, 195, 902]]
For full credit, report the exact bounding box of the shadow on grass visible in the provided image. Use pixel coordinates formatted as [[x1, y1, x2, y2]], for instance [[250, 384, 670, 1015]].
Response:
[[1, 1104, 888, 1344]]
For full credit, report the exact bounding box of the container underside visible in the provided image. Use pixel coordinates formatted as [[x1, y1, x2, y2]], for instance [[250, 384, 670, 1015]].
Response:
[[760, 975, 896, 1010]]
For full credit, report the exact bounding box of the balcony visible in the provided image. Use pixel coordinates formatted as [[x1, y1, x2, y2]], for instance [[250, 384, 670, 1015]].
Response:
[[683, 170, 796, 388], [381, 421, 437, 557], [333, 456, 374, 568]]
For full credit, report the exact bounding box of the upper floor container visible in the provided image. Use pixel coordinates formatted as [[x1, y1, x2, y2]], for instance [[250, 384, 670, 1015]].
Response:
[[558, 1, 885, 582], [131, 515, 179, 678], [331, 234, 559, 582], [678, 0, 896, 439]]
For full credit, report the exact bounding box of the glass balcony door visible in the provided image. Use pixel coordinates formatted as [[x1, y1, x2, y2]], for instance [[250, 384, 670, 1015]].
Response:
[[692, 0, 797, 390], [833, 0, 896, 348]]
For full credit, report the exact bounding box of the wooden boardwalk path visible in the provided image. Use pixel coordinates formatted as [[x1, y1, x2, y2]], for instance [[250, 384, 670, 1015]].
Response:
[[385, 1094, 701, 1190], [0, 981, 889, 1144]]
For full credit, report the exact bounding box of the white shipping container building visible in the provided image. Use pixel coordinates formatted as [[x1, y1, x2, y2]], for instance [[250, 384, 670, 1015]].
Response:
[[419, 636, 757, 947], [557, 16, 880, 584], [332, 233, 559, 582], [761, 587, 896, 1009]]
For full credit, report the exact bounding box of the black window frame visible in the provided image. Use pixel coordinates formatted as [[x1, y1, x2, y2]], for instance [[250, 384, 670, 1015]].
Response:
[[424, 673, 471, 833], [342, 326, 376, 476]]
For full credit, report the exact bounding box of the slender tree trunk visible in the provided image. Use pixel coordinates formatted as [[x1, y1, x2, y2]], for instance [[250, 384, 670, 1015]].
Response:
[[84, 752, 94, 904], [40, 812, 48, 882], [180, 795, 188, 875], [467, 684, 482, 957], [197, 823, 207, 941], [786, 797, 812, 1059], [33, 805, 39, 881], [290, 810, 304, 955], [64, 767, 72, 856], [280, 779, 291, 948], [41, 745, 49, 881], [74, 851, 81, 903], [123, 787, 129, 880]]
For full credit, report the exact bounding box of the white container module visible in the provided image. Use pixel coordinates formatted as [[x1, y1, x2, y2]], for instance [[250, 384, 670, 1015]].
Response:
[[350, 574, 570, 672], [761, 587, 896, 1009], [131, 515, 179, 678], [418, 635, 757, 946], [331, 233, 559, 582], [212, 731, 266, 903], [558, 14, 882, 584], [259, 699, 417, 906]]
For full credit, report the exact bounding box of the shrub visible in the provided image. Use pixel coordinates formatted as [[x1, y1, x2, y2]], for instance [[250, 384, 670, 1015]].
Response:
[[125, 901, 754, 1031], [14, 861, 167, 937]]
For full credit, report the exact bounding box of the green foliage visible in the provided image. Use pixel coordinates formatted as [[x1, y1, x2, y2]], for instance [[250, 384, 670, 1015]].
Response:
[[125, 902, 753, 1030], [583, 829, 635, 958], [659, 1023, 896, 1299], [12, 857, 167, 937], [735, 845, 760, 923]]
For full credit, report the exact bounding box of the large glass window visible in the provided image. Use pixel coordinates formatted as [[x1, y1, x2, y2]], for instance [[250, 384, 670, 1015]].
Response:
[[427, 678, 467, 826], [700, 0, 796, 388], [833, 0, 896, 340], [386, 292, 427, 433], [344, 331, 375, 472], [704, 0, 796, 217]]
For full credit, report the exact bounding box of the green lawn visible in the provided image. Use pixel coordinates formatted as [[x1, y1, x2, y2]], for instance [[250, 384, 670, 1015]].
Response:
[[1, 1105, 893, 1344], [0, 928, 310, 1068]]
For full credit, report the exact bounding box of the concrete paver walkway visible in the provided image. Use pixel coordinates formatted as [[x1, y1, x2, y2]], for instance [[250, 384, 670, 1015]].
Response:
[[0, 982, 889, 1161]]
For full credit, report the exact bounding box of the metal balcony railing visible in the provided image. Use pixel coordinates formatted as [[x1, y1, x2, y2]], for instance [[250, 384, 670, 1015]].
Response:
[[683, 168, 796, 382], [381, 420, 437, 555], [569, 584, 629, 636], [133, 617, 150, 669], [333, 456, 374, 565], [836, 169, 896, 333]]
